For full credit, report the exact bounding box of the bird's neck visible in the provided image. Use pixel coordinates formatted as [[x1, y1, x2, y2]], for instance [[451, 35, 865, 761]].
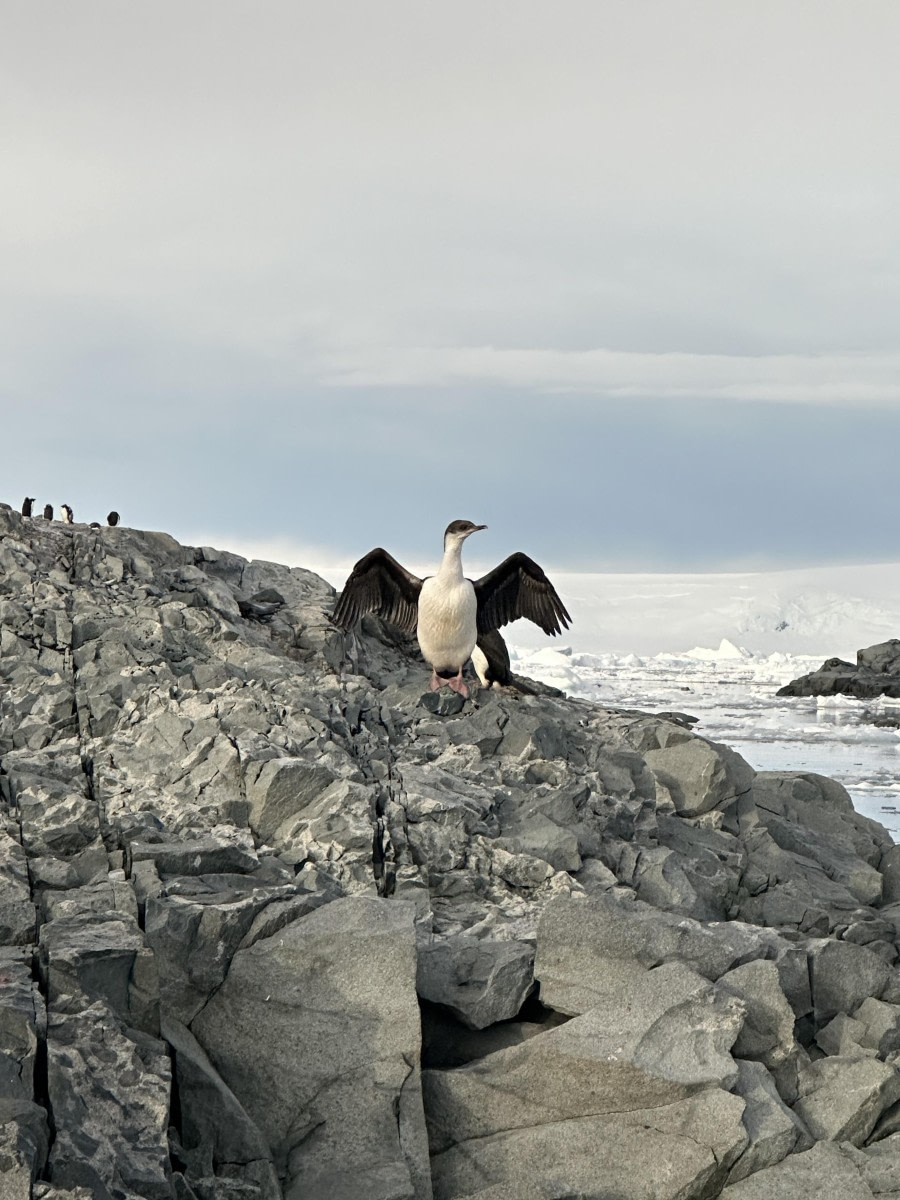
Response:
[[437, 539, 465, 582]]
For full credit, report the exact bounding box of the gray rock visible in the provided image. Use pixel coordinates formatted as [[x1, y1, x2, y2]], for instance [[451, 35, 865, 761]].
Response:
[[0, 1098, 50, 1195], [881, 844, 900, 905], [535, 891, 778, 1014], [33, 1185, 95, 1200], [46, 1003, 172, 1199], [727, 1060, 811, 1184], [162, 1017, 278, 1195], [430, 1089, 747, 1200], [752, 772, 887, 904], [854, 1143, 900, 1196], [425, 961, 744, 1157], [144, 881, 299, 1025], [854, 997, 900, 1058], [38, 912, 159, 1034], [129, 829, 259, 877], [721, 1140, 874, 1199], [641, 813, 746, 919], [639, 725, 755, 817], [0, 958, 43, 1102], [246, 758, 345, 845], [816, 1012, 874, 1059], [809, 939, 892, 1024], [495, 814, 581, 873], [859, 640, 900, 674], [778, 641, 900, 701], [191, 897, 431, 1200], [793, 1055, 900, 1145], [0, 831, 36, 946], [867, 1097, 900, 1145], [416, 937, 534, 1029], [39, 879, 138, 925], [719, 960, 796, 1067]]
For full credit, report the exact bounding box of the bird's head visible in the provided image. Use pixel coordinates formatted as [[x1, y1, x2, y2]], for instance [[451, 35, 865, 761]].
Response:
[[444, 519, 487, 550]]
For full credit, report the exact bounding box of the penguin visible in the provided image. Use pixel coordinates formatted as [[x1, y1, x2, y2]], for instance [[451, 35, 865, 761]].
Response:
[[61, 504, 74, 524], [43, 504, 54, 521], [107, 511, 120, 527], [21, 497, 36, 517]]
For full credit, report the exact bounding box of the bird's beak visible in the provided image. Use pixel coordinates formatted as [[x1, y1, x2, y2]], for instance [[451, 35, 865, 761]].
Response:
[[473, 524, 488, 532]]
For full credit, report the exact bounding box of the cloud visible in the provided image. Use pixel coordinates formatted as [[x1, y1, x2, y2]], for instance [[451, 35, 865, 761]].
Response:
[[319, 345, 900, 407], [4, 2, 900, 570]]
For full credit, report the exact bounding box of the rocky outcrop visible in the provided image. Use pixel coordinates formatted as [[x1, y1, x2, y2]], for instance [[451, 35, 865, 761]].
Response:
[[2, 501, 900, 1198], [778, 639, 900, 699]]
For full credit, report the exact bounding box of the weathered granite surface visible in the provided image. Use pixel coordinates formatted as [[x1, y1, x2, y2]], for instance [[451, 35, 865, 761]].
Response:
[[2, 501, 900, 1198]]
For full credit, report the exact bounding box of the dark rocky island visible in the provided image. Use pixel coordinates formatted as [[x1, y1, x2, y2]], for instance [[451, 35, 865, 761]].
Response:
[[3, 501, 900, 1198], [778, 640, 900, 700]]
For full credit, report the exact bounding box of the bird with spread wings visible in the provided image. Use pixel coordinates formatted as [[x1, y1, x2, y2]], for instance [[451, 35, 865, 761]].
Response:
[[331, 520, 571, 695]]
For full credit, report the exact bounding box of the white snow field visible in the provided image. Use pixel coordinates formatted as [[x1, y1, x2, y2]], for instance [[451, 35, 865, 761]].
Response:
[[505, 562, 900, 659]]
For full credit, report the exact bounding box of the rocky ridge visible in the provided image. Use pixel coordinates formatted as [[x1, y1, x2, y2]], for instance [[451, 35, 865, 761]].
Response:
[[778, 639, 900, 700], [2, 502, 900, 1197]]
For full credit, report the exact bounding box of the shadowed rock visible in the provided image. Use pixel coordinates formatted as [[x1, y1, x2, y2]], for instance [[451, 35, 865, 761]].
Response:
[[779, 639, 900, 700]]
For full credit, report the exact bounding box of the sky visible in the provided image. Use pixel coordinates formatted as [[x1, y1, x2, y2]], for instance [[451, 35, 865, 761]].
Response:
[[3, 1, 900, 573]]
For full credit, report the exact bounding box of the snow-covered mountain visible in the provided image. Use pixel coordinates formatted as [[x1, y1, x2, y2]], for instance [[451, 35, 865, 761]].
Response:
[[505, 561, 900, 659]]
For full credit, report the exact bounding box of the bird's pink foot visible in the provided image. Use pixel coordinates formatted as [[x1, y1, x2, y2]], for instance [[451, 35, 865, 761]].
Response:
[[429, 673, 442, 692], [446, 673, 469, 698]]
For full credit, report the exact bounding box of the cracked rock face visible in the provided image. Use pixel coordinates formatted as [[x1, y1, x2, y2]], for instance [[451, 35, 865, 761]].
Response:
[[2, 501, 900, 1198], [192, 896, 430, 1200]]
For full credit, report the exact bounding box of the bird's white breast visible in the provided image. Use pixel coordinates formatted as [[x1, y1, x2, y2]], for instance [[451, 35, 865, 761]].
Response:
[[417, 576, 477, 671]]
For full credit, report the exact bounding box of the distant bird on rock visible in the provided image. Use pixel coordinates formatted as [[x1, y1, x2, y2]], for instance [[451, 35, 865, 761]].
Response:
[[107, 511, 120, 527], [332, 520, 571, 698], [42, 504, 53, 521], [21, 497, 35, 517], [61, 504, 74, 524]]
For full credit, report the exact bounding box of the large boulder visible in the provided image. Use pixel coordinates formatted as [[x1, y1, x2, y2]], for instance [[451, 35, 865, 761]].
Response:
[[793, 1055, 900, 1145], [622, 718, 755, 819], [424, 957, 746, 1197], [429, 1089, 748, 1200], [416, 936, 535, 1029], [534, 891, 778, 1015], [727, 1061, 811, 1184], [426, 962, 744, 1153], [191, 896, 431, 1200], [162, 1016, 279, 1196], [808, 939, 892, 1025], [721, 1140, 874, 1198]]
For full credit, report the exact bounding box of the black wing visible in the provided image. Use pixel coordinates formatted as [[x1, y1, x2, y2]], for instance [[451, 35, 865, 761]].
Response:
[[474, 553, 572, 636], [330, 548, 423, 635]]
